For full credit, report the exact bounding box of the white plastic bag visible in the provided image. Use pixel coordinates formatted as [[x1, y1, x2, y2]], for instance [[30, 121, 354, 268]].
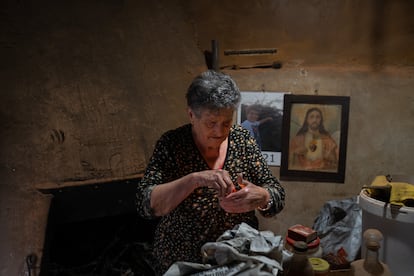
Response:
[[313, 197, 362, 262]]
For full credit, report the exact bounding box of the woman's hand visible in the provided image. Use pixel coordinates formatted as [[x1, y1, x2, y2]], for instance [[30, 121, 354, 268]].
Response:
[[219, 174, 270, 213], [193, 169, 235, 197]]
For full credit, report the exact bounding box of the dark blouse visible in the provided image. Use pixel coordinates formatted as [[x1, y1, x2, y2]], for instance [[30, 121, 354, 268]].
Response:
[[136, 124, 285, 275]]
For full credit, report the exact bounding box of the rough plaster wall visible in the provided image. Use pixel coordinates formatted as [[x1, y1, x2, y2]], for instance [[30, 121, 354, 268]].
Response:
[[1, 0, 413, 274], [0, 1, 204, 274], [1, 0, 203, 184], [188, 0, 414, 67], [231, 67, 414, 234]]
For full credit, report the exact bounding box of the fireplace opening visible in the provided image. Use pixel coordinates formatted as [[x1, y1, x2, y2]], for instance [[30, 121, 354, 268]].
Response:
[[39, 177, 158, 276]]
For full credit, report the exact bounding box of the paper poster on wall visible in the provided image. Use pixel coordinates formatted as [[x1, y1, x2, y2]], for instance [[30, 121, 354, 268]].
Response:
[[280, 94, 350, 182], [237, 91, 289, 166]]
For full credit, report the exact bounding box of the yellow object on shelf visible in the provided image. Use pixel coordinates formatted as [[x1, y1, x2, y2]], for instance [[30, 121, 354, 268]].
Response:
[[365, 175, 414, 207], [389, 181, 414, 207], [371, 175, 389, 187], [309, 257, 330, 275]]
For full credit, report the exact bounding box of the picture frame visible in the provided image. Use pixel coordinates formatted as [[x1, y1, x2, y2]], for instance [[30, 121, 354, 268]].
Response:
[[280, 94, 350, 182], [237, 91, 289, 166]]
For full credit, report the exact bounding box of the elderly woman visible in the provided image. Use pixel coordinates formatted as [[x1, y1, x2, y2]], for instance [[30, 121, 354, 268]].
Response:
[[136, 70, 285, 275]]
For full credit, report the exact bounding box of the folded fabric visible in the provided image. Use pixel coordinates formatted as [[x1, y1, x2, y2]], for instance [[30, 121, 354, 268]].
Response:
[[164, 222, 284, 276], [389, 182, 414, 207], [368, 175, 414, 207]]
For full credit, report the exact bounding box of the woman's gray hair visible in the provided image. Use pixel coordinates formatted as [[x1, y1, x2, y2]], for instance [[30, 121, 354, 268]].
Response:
[[186, 70, 241, 117]]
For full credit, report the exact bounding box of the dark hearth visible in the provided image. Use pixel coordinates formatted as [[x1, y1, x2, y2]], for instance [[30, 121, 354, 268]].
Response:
[[39, 178, 158, 276]]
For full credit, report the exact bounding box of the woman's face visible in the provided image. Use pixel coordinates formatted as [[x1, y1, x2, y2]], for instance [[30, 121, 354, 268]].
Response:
[[189, 107, 234, 149]]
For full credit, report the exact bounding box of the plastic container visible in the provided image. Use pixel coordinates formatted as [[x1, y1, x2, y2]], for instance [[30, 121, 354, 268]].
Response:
[[309, 257, 330, 276], [285, 236, 323, 258], [358, 189, 414, 276]]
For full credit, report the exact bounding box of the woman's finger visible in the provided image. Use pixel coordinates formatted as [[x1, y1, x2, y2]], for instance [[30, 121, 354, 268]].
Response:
[[215, 169, 234, 196]]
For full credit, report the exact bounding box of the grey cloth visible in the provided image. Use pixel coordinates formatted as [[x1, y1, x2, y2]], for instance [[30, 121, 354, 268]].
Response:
[[164, 223, 284, 276]]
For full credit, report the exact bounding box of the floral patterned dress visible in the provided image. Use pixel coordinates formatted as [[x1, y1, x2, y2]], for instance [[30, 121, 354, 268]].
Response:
[[136, 124, 285, 275]]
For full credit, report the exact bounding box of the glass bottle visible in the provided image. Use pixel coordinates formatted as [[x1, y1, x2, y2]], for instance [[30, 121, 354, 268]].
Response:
[[286, 241, 314, 276], [351, 228, 392, 276]]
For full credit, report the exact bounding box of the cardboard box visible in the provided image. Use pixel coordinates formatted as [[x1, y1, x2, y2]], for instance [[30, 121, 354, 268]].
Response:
[[287, 224, 317, 243]]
